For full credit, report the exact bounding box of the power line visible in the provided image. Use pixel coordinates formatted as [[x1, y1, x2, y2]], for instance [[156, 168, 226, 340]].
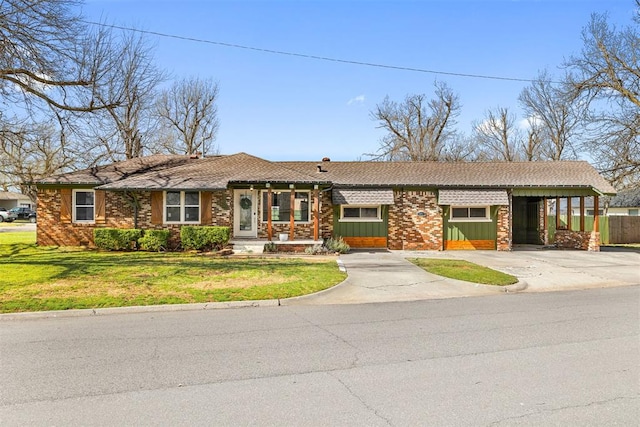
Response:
[[81, 20, 543, 84]]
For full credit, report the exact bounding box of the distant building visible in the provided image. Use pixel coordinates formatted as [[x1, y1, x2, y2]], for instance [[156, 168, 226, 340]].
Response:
[[0, 191, 32, 210]]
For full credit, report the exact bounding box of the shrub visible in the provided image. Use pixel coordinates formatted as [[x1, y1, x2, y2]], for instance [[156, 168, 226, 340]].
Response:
[[325, 236, 350, 254], [263, 241, 278, 253], [139, 230, 170, 252], [180, 226, 231, 251], [94, 228, 142, 251], [305, 244, 328, 255]]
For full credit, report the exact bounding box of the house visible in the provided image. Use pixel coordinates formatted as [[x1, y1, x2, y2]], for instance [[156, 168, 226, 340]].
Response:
[[0, 191, 33, 210], [35, 153, 616, 251], [607, 187, 640, 216]]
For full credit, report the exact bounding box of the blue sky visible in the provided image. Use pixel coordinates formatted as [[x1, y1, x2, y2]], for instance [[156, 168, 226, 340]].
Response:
[[83, 0, 635, 161]]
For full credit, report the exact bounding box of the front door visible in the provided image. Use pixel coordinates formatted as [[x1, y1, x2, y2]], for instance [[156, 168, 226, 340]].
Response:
[[234, 190, 258, 238]]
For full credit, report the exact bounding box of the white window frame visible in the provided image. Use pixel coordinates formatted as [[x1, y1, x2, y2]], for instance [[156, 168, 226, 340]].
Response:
[[164, 191, 200, 224], [449, 206, 491, 222], [339, 205, 383, 222], [72, 189, 95, 224], [261, 190, 311, 223]]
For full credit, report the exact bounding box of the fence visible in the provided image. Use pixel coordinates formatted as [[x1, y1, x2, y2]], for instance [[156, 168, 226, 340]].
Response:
[[608, 216, 640, 244]]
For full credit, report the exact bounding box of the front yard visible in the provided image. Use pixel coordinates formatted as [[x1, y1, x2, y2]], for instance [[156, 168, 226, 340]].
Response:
[[0, 232, 346, 313]]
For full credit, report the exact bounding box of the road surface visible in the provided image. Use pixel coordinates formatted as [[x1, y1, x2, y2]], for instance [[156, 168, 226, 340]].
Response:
[[1, 286, 638, 425]]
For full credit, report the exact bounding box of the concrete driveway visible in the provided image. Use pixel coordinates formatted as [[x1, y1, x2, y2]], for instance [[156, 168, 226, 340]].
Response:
[[283, 247, 640, 305]]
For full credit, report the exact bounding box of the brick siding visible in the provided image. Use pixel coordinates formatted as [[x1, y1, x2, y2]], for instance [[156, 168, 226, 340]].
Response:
[[388, 190, 443, 250]]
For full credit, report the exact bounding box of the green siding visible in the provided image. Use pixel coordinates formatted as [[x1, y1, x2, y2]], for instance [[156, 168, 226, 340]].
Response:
[[333, 205, 388, 238], [444, 206, 498, 241]]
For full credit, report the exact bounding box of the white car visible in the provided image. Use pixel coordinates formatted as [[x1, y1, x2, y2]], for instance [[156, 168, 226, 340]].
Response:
[[0, 208, 17, 223]]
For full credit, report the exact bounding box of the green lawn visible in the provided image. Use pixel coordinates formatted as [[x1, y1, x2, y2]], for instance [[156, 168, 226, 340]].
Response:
[[0, 232, 346, 313], [409, 258, 518, 286]]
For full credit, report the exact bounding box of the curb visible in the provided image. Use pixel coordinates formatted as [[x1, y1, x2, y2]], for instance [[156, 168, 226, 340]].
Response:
[[0, 299, 281, 321], [504, 280, 528, 293]]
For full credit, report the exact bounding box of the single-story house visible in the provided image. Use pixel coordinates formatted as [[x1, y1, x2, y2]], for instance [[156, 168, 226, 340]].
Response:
[[35, 152, 616, 251], [607, 187, 640, 216], [0, 191, 33, 210]]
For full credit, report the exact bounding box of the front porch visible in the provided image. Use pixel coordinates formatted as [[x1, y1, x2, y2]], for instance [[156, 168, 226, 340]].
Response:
[[229, 238, 324, 254]]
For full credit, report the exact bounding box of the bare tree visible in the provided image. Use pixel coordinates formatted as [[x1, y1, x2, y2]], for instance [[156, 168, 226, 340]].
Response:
[[472, 107, 521, 161], [518, 70, 584, 160], [565, 9, 640, 188], [155, 77, 220, 156], [368, 81, 460, 161], [84, 29, 166, 160], [521, 118, 545, 161], [0, 0, 117, 118], [0, 123, 75, 201]]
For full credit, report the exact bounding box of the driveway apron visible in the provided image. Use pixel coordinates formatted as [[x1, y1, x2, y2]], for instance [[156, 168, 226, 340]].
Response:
[[283, 251, 501, 305]]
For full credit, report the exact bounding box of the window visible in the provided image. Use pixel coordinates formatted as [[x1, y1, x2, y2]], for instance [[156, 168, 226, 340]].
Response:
[[340, 205, 381, 221], [629, 209, 639, 216], [165, 191, 200, 223], [450, 206, 490, 221], [262, 191, 310, 222], [73, 190, 95, 223]]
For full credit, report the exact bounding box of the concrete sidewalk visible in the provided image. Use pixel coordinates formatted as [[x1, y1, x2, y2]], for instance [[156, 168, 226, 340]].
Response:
[[283, 248, 640, 305]]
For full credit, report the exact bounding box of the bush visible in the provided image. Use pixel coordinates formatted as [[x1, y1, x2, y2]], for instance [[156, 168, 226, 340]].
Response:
[[305, 244, 328, 255], [263, 241, 278, 253], [139, 230, 170, 252], [94, 228, 142, 251], [180, 226, 231, 251], [325, 236, 350, 254]]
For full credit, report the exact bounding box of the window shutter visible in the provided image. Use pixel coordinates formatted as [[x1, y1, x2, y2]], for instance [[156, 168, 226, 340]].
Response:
[[60, 188, 72, 223], [201, 192, 212, 224], [151, 191, 163, 224], [95, 190, 106, 224]]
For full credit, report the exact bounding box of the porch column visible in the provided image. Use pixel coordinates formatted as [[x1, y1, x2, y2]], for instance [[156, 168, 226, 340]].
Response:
[[555, 197, 561, 230], [267, 186, 273, 241], [313, 188, 319, 241], [580, 196, 585, 231], [593, 195, 600, 232], [289, 186, 295, 241], [567, 197, 572, 231], [543, 197, 548, 245]]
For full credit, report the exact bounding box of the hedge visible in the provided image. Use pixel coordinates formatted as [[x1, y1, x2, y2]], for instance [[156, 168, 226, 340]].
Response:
[[93, 228, 142, 251], [180, 226, 231, 251], [139, 230, 170, 252]]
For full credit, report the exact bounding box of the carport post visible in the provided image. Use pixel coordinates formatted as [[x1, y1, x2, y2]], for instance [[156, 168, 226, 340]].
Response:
[[580, 196, 585, 231], [594, 195, 600, 232]]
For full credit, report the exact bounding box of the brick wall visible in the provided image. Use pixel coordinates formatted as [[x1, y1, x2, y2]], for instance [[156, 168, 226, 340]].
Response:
[[496, 205, 511, 251], [555, 230, 600, 251], [37, 189, 136, 247], [37, 189, 232, 248], [388, 190, 442, 250]]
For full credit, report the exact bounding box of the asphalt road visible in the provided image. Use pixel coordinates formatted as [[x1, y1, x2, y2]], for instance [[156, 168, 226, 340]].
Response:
[[1, 286, 638, 426]]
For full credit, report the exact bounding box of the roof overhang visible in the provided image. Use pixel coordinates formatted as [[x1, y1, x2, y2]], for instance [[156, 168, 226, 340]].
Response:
[[332, 188, 394, 205], [438, 189, 509, 206]]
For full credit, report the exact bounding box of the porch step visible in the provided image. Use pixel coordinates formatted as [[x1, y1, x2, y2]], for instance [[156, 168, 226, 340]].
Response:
[[231, 242, 265, 254]]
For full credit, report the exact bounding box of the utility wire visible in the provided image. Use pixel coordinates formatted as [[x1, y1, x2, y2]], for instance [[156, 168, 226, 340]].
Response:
[[81, 20, 545, 84]]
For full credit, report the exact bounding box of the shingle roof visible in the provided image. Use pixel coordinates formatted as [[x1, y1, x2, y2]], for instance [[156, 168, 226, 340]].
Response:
[[609, 187, 640, 207], [332, 188, 395, 205], [36, 154, 194, 185], [438, 189, 509, 206], [0, 191, 31, 201], [278, 160, 617, 195], [97, 153, 329, 190], [36, 153, 617, 196]]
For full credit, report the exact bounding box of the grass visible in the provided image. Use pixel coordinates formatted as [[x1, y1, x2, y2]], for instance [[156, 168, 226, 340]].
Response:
[[0, 232, 346, 313], [409, 258, 518, 286]]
